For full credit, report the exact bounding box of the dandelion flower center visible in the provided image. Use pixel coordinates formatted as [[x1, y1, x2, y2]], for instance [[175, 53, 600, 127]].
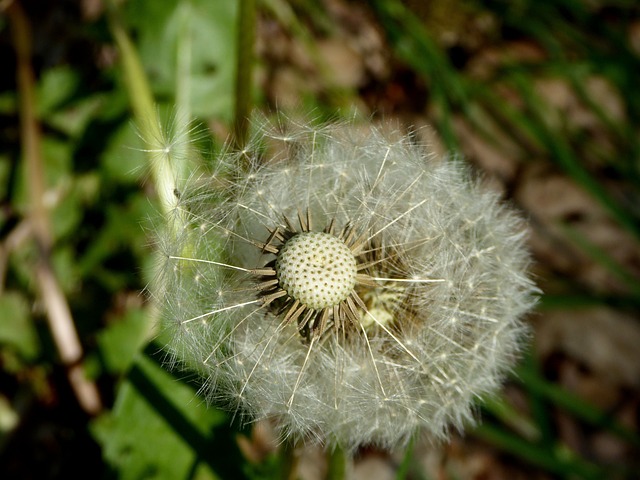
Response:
[[275, 232, 357, 310]]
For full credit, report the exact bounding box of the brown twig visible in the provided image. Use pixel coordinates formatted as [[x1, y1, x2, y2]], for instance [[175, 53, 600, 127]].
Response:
[[7, 0, 102, 416]]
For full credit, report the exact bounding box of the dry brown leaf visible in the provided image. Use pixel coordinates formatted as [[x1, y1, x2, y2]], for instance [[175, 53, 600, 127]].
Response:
[[534, 307, 640, 389]]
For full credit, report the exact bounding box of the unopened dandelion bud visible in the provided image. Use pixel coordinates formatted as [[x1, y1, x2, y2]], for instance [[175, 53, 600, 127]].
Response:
[[153, 115, 538, 451]]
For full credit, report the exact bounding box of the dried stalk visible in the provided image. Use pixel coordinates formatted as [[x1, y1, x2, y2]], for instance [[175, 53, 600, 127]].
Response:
[[7, 0, 102, 415]]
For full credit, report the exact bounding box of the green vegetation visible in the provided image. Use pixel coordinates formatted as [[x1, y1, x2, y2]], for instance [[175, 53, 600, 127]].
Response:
[[1, 0, 639, 478]]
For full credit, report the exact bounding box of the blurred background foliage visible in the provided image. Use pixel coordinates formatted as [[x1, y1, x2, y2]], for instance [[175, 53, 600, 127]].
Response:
[[1, 0, 640, 478]]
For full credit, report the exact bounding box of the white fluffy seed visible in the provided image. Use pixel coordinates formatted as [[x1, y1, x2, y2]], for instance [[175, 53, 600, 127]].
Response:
[[157, 116, 539, 451], [275, 232, 357, 309]]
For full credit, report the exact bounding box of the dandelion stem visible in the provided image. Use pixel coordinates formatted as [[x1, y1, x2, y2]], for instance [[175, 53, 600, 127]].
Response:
[[107, 0, 189, 237], [233, 0, 256, 150], [326, 445, 348, 480], [174, 1, 192, 174]]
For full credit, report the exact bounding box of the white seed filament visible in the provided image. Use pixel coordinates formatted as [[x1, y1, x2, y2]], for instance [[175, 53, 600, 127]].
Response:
[[275, 232, 357, 310]]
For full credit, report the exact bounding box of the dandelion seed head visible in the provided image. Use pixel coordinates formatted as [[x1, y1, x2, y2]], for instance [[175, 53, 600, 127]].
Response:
[[276, 232, 357, 310], [153, 114, 538, 451]]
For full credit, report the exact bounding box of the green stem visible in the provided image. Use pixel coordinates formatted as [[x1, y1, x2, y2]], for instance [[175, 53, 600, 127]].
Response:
[[326, 445, 347, 480], [173, 0, 193, 182], [233, 0, 256, 150], [106, 1, 179, 221]]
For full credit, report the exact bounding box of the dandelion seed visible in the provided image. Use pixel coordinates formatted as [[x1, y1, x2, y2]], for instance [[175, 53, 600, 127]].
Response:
[[152, 114, 538, 451]]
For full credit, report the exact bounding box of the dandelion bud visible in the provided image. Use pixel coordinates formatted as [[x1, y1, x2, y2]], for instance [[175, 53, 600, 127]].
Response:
[[153, 116, 538, 451]]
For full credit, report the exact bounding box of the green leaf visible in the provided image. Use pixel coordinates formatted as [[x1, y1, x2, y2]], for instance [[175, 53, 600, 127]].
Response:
[[124, 0, 238, 120], [96, 307, 151, 375], [100, 121, 148, 184], [0, 291, 40, 361], [473, 422, 605, 480], [92, 346, 248, 480], [515, 362, 640, 448], [37, 66, 80, 115]]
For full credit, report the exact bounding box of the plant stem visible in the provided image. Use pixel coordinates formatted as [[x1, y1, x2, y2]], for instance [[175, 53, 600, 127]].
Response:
[[233, 0, 256, 150], [173, 0, 192, 181], [106, 1, 179, 221], [326, 445, 347, 480], [8, 0, 102, 416]]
